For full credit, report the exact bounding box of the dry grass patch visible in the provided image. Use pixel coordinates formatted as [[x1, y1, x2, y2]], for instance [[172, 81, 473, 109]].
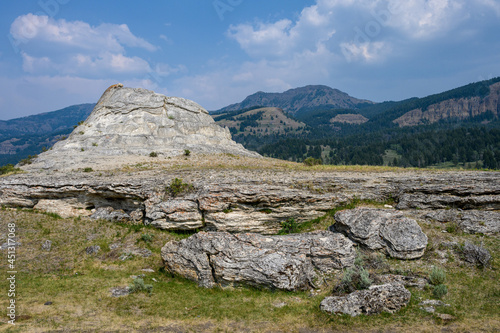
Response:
[[0, 209, 498, 332]]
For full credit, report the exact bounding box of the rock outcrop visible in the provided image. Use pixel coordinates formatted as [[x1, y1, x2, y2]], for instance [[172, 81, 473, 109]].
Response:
[[330, 114, 368, 125], [393, 81, 500, 127], [333, 208, 428, 259], [320, 283, 411, 316], [424, 209, 500, 234], [161, 231, 355, 290], [0, 169, 498, 234], [24, 85, 259, 171]]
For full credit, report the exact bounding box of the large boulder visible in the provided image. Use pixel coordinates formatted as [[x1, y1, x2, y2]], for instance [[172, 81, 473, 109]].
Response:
[[320, 283, 411, 316], [333, 208, 428, 259], [161, 231, 355, 290], [24, 84, 260, 171]]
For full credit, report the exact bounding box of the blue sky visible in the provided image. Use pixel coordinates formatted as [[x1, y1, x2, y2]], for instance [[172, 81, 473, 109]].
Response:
[[1, 0, 500, 120]]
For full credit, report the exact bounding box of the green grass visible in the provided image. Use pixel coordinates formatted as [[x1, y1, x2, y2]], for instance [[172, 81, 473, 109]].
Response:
[[0, 208, 498, 332]]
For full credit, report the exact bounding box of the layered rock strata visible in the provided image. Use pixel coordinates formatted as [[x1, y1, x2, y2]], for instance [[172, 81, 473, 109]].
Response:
[[333, 208, 428, 259], [23, 84, 260, 171], [0, 169, 498, 234], [161, 231, 355, 290]]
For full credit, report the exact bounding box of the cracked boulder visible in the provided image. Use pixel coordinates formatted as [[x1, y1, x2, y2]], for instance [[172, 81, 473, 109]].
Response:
[[161, 231, 355, 291], [333, 208, 428, 259], [320, 283, 411, 316]]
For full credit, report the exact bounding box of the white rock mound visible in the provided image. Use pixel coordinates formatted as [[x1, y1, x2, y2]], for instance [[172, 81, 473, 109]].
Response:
[[25, 84, 260, 170]]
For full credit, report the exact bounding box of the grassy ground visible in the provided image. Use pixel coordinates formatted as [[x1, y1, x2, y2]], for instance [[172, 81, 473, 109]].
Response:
[[0, 207, 498, 332]]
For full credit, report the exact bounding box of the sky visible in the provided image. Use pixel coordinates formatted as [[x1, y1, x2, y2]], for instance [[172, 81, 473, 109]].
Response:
[[0, 0, 500, 120]]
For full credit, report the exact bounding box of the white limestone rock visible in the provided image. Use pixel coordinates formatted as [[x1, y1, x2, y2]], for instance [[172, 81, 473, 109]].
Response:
[[25, 84, 260, 170]]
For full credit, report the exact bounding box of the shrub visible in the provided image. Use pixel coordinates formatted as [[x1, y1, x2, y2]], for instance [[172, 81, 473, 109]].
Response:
[[433, 284, 448, 299], [459, 242, 492, 267], [92, 142, 98, 147], [167, 178, 194, 197], [334, 266, 372, 295], [184, 149, 191, 156], [445, 223, 458, 233], [129, 277, 153, 295], [83, 167, 94, 173], [279, 218, 299, 234], [140, 233, 154, 243], [149, 152, 158, 157], [303, 157, 322, 166], [0, 164, 21, 175], [429, 267, 446, 285], [18, 155, 38, 166]]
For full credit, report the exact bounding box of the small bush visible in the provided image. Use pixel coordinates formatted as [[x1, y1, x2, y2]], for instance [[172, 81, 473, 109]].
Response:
[[334, 266, 372, 295], [167, 178, 194, 197], [18, 155, 38, 166], [459, 242, 492, 267], [279, 218, 299, 234], [429, 267, 446, 285], [184, 149, 191, 156], [433, 284, 448, 299], [149, 152, 158, 157], [92, 142, 98, 147], [43, 212, 62, 219], [0, 164, 21, 175], [129, 277, 153, 295], [445, 223, 458, 233], [140, 233, 154, 243], [83, 167, 94, 173], [303, 157, 322, 166]]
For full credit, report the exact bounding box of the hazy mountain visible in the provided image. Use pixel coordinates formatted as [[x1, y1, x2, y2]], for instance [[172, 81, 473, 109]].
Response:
[[1, 77, 500, 169], [0, 103, 95, 165], [215, 85, 373, 116]]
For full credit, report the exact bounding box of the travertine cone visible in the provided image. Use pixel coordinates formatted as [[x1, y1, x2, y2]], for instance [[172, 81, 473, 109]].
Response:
[[24, 84, 260, 170]]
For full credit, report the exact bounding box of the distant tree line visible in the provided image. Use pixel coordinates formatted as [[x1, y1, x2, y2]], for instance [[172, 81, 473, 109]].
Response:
[[257, 125, 500, 169]]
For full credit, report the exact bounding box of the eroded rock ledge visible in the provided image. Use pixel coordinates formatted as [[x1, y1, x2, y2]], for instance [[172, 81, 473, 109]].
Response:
[[0, 168, 498, 234]]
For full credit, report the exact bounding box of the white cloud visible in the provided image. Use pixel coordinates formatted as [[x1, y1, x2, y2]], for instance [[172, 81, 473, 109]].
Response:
[[21, 51, 152, 76], [10, 14, 156, 52], [227, 0, 480, 63], [384, 0, 467, 39], [340, 41, 388, 63], [10, 14, 158, 78]]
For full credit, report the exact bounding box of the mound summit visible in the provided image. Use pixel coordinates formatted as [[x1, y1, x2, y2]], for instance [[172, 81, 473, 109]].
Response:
[[24, 84, 260, 170]]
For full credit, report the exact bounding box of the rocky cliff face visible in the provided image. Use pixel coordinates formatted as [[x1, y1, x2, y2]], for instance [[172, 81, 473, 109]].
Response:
[[394, 82, 500, 127], [1, 166, 498, 235], [330, 114, 368, 125], [24, 84, 260, 171]]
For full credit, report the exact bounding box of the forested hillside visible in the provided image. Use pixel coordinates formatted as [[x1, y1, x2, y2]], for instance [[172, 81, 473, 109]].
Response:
[[1, 78, 500, 170], [216, 78, 500, 169]]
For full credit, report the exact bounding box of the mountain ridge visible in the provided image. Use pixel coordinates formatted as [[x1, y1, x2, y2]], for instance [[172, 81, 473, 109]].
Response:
[[216, 85, 373, 116]]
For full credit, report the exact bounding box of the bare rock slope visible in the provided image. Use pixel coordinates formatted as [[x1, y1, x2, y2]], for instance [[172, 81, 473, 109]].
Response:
[[24, 84, 259, 171]]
